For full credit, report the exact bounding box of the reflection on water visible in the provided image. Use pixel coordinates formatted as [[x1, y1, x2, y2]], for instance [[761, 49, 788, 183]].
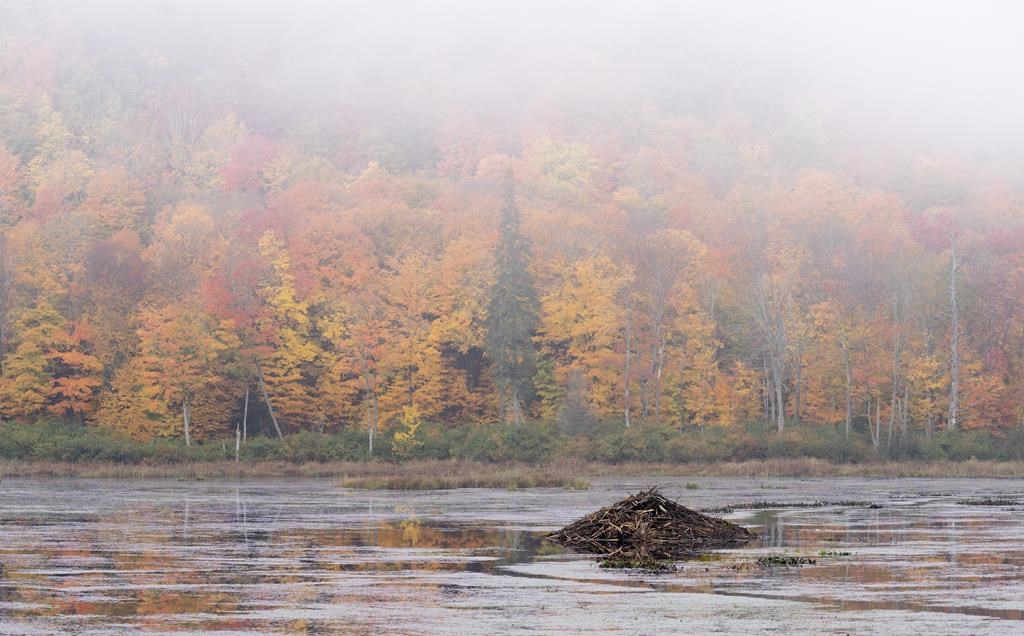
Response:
[[0, 478, 1022, 634]]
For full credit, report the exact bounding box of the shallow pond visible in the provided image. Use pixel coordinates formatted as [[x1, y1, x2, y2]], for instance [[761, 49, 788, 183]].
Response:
[[1, 476, 1023, 634]]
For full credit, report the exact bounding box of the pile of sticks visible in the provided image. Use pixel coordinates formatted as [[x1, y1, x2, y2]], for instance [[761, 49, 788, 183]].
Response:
[[548, 487, 755, 560]]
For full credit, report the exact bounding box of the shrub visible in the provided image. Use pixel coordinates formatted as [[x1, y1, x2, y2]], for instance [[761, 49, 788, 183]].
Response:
[[504, 420, 562, 463], [3, 416, 1024, 465], [448, 424, 507, 462]]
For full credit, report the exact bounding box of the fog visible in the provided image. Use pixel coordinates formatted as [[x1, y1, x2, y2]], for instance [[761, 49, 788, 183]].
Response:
[[11, 0, 1022, 166], [4, 1, 1024, 499]]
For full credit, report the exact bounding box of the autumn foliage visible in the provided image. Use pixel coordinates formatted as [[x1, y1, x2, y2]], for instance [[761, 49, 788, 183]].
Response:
[[1, 10, 1023, 454]]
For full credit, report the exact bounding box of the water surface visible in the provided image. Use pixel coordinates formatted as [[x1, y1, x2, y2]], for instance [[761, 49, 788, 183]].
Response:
[[1, 477, 1023, 634]]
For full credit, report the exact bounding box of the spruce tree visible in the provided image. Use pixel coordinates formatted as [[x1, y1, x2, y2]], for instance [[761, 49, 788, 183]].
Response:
[[557, 370, 596, 437], [486, 171, 539, 425]]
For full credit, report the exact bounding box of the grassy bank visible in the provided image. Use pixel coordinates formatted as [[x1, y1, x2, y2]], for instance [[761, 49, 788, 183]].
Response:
[[5, 419, 1024, 465], [2, 419, 1024, 483], [3, 458, 1024, 482], [588, 458, 1024, 478]]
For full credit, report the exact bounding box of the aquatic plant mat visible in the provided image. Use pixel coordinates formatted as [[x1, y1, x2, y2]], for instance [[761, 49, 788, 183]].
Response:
[[547, 487, 755, 561], [757, 555, 816, 567], [955, 497, 1020, 506]]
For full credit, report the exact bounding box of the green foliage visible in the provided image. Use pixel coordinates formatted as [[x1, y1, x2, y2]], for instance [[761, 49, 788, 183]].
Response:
[[440, 420, 562, 463], [908, 429, 1007, 462], [503, 419, 562, 463], [485, 173, 539, 421], [556, 370, 596, 437], [276, 430, 369, 462], [589, 420, 673, 462], [3, 418, 1024, 466]]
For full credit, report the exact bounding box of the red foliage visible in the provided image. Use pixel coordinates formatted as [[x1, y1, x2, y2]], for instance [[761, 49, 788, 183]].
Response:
[[222, 134, 276, 192]]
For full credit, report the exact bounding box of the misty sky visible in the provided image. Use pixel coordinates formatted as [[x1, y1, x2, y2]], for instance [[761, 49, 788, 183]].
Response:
[[8, 0, 1024, 163]]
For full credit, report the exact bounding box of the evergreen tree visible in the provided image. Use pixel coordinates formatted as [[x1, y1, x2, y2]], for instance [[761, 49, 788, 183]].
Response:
[[557, 370, 596, 437], [486, 172, 539, 425]]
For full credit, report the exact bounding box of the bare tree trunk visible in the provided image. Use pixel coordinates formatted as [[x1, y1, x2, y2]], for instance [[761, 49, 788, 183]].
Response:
[[640, 375, 650, 420], [900, 385, 909, 443], [754, 277, 788, 434], [876, 395, 881, 450], [653, 331, 666, 425], [366, 405, 374, 456], [842, 336, 852, 439], [369, 392, 379, 456], [762, 357, 771, 419], [793, 343, 803, 423], [946, 238, 961, 426], [623, 309, 632, 428], [887, 285, 906, 453], [182, 398, 191, 447], [255, 362, 284, 439], [509, 387, 524, 427], [773, 364, 785, 433], [886, 399, 895, 453], [353, 342, 379, 453], [242, 386, 249, 443], [866, 395, 872, 447], [867, 394, 881, 451], [887, 358, 900, 452], [235, 425, 240, 462]]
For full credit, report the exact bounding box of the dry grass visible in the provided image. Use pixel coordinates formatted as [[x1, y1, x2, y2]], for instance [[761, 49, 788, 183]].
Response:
[[336, 460, 591, 489], [2, 457, 1023, 482], [0, 459, 359, 479], [593, 458, 1024, 478], [0, 459, 592, 488]]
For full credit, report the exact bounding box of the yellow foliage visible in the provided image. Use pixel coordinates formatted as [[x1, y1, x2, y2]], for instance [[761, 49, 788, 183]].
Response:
[[391, 405, 423, 459], [538, 253, 630, 416]]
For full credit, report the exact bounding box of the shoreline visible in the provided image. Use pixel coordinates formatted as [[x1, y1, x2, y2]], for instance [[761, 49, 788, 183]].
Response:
[[2, 457, 1024, 482]]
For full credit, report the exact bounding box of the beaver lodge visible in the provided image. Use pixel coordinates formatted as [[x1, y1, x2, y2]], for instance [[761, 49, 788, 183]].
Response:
[[548, 488, 755, 561]]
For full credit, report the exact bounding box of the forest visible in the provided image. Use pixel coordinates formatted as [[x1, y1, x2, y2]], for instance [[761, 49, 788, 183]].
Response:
[[1, 2, 1023, 463]]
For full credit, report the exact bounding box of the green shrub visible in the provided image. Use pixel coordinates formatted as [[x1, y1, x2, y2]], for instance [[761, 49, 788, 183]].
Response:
[[504, 420, 561, 463], [589, 421, 672, 463], [3, 416, 1024, 465], [448, 423, 506, 461]]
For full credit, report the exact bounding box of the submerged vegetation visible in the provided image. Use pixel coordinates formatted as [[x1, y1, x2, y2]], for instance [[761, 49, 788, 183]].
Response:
[[703, 501, 880, 513], [818, 550, 853, 557], [598, 558, 678, 572], [955, 497, 1020, 506], [757, 555, 817, 568]]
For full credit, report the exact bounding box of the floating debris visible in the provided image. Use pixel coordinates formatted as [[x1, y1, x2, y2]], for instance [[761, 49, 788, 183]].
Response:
[[598, 558, 678, 572], [547, 487, 755, 561], [702, 500, 881, 513], [818, 550, 852, 557], [757, 555, 816, 567], [955, 497, 1019, 506]]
